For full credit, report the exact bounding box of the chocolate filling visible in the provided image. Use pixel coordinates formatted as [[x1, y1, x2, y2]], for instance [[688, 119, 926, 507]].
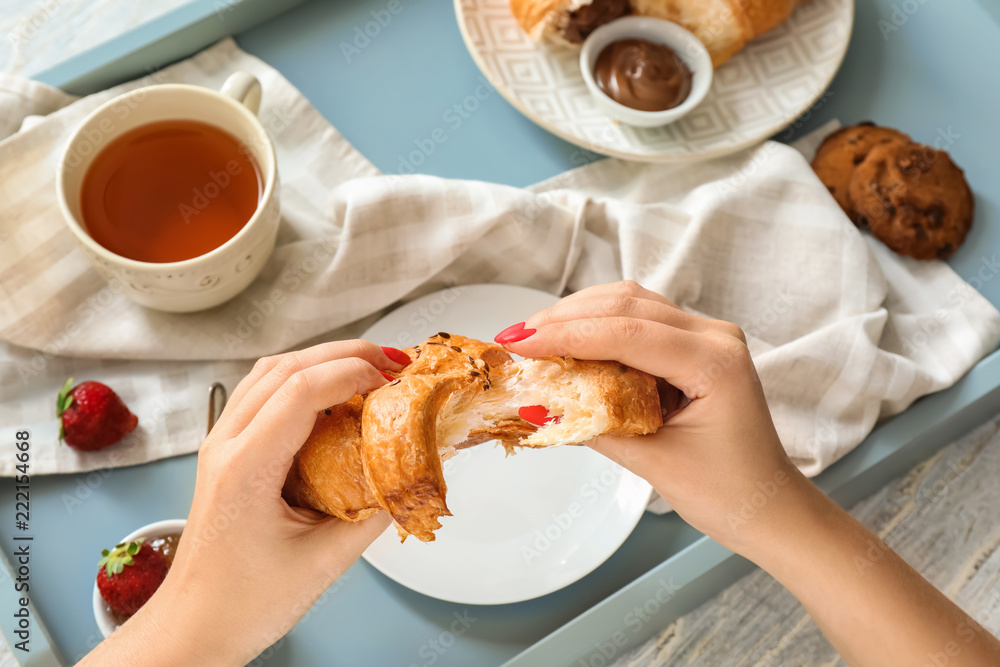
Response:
[[563, 0, 631, 43]]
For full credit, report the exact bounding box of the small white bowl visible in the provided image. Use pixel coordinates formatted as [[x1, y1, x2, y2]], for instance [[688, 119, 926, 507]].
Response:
[[92, 519, 186, 638], [580, 16, 713, 127]]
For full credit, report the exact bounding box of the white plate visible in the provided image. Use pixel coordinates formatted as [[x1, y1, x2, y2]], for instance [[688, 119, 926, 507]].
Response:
[[454, 0, 853, 163], [361, 284, 652, 604]]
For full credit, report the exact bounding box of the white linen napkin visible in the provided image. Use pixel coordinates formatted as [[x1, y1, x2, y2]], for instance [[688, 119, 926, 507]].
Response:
[[1, 39, 997, 483]]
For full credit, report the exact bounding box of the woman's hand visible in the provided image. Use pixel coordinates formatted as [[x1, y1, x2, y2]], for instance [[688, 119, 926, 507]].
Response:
[[81, 340, 407, 666], [496, 280, 801, 552], [498, 281, 1000, 667]]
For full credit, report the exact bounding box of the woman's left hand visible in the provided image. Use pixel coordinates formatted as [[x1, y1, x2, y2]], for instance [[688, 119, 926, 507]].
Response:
[[81, 340, 406, 666]]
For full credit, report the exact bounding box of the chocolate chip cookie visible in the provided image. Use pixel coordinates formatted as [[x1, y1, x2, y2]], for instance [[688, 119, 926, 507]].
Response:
[[811, 122, 911, 221], [849, 141, 974, 260]]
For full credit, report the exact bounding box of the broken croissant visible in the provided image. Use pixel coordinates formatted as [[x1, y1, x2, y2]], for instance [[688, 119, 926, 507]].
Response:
[[509, 0, 801, 67], [283, 334, 662, 541]]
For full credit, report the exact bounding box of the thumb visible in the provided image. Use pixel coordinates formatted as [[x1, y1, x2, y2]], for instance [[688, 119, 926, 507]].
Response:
[[305, 512, 392, 580]]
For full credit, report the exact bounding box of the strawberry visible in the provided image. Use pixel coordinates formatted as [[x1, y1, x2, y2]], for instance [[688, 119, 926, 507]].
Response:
[[518, 405, 561, 426], [57, 378, 138, 451], [96, 539, 169, 618]]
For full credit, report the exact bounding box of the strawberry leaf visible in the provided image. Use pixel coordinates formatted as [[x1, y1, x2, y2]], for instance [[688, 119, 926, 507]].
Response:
[[99, 539, 146, 579], [56, 378, 74, 417], [56, 377, 74, 443]]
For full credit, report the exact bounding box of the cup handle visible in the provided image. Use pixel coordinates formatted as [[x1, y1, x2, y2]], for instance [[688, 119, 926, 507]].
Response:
[[220, 72, 262, 115]]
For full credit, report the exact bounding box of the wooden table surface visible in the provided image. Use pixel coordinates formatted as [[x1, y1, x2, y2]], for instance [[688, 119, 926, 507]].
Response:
[[1, 0, 188, 77], [6, 2, 1000, 665]]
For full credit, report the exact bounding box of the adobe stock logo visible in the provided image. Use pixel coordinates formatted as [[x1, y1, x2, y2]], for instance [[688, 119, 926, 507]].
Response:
[[178, 159, 244, 223], [877, 0, 933, 40], [405, 610, 478, 667], [576, 578, 681, 667], [520, 464, 627, 564], [725, 468, 791, 535]]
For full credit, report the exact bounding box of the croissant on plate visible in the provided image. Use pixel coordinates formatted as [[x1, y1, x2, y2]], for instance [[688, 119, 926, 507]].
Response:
[[509, 0, 801, 66], [283, 333, 664, 542]]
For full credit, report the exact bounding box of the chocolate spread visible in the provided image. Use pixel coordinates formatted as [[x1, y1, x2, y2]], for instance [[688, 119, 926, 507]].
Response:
[[563, 0, 630, 43], [594, 38, 693, 112]]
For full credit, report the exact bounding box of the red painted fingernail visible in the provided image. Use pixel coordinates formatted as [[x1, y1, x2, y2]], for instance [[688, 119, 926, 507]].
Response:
[[518, 405, 560, 426], [494, 322, 536, 345], [379, 370, 395, 382], [380, 346, 411, 365]]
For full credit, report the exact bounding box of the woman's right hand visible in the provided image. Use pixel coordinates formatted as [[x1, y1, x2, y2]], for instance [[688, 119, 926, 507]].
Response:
[[499, 281, 1000, 667], [495, 280, 807, 553]]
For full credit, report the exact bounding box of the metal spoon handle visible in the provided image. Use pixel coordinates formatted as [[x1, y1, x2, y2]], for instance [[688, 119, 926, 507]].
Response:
[[207, 382, 228, 436]]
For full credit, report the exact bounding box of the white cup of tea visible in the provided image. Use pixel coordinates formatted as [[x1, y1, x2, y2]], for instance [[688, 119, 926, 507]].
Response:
[[56, 72, 280, 313]]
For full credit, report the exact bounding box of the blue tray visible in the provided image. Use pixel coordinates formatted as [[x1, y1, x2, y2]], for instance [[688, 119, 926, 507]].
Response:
[[4, 0, 999, 665]]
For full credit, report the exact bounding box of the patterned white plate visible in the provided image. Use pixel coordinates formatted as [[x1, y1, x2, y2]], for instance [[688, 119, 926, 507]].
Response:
[[454, 0, 854, 163]]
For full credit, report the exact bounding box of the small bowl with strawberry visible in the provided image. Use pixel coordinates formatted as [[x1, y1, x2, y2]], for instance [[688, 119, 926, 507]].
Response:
[[93, 518, 185, 637]]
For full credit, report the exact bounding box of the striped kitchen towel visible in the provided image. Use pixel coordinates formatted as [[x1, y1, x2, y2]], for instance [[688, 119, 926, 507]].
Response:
[[1, 39, 998, 477]]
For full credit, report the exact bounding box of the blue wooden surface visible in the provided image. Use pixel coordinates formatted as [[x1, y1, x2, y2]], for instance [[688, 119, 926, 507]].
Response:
[[7, 0, 1000, 665]]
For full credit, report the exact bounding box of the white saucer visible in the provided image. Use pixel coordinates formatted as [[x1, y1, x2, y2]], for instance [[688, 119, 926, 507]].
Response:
[[360, 284, 651, 604]]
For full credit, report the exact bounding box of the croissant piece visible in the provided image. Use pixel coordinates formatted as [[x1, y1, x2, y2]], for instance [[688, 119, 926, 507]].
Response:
[[285, 334, 663, 542], [629, 0, 752, 67], [283, 395, 381, 522], [737, 0, 800, 35], [509, 0, 799, 67]]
